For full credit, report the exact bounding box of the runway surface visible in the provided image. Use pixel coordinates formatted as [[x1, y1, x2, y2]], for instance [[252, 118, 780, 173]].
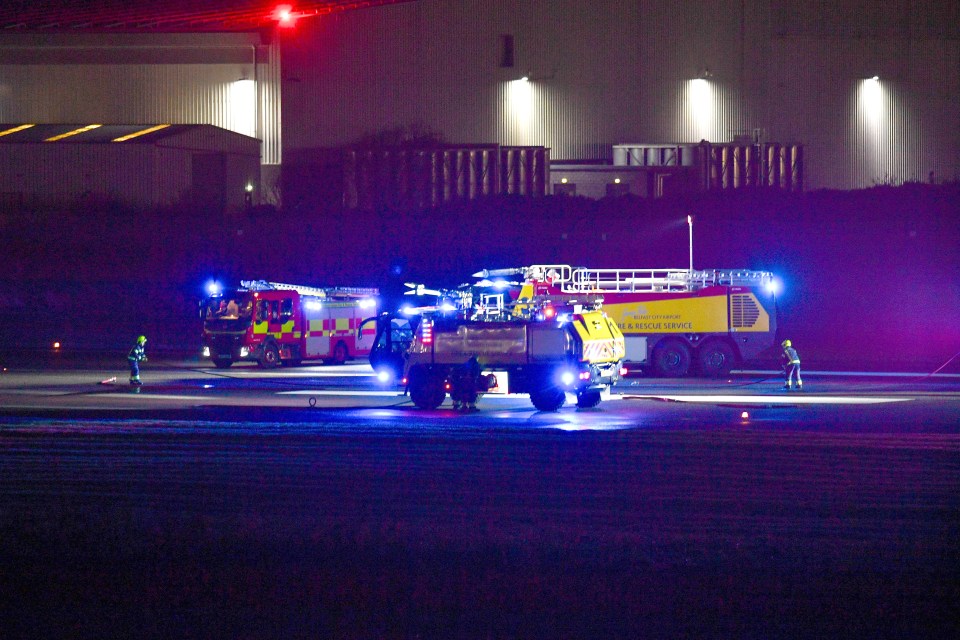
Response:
[[1, 360, 958, 638]]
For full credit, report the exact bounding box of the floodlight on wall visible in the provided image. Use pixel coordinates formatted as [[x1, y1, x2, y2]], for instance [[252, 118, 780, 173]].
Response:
[[507, 73, 535, 132], [860, 76, 884, 129], [229, 79, 257, 138], [687, 78, 715, 140]]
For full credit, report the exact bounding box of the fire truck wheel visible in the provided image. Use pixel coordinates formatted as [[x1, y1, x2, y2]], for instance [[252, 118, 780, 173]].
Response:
[[409, 369, 446, 410], [331, 342, 349, 365], [575, 389, 602, 409], [530, 385, 566, 412], [697, 340, 736, 377], [652, 339, 691, 377], [259, 342, 281, 369]]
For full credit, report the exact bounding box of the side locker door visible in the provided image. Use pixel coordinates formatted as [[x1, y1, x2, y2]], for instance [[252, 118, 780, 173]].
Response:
[[329, 304, 352, 351], [305, 303, 330, 358]]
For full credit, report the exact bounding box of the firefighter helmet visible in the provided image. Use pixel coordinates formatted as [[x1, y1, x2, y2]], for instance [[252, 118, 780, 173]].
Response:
[[781, 339, 791, 348], [137, 335, 147, 345]]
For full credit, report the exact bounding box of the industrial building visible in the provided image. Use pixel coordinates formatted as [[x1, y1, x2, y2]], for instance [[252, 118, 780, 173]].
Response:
[[0, 0, 956, 209]]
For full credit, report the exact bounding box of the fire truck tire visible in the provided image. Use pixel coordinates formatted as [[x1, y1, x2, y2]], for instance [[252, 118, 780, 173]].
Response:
[[696, 340, 736, 377], [530, 385, 566, 412], [211, 357, 233, 369], [576, 389, 602, 409], [330, 342, 349, 365], [409, 368, 446, 410], [259, 342, 281, 369], [652, 339, 692, 377]]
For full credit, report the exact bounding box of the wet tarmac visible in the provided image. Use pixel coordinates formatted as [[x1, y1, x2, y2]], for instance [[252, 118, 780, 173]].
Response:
[[1, 360, 958, 638]]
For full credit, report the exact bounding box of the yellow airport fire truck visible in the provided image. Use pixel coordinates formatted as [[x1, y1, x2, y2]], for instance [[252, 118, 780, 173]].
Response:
[[474, 265, 778, 377], [201, 280, 378, 368]]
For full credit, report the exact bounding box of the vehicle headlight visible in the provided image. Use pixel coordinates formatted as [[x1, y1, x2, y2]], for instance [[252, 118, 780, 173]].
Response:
[[240, 346, 249, 358], [202, 346, 210, 357]]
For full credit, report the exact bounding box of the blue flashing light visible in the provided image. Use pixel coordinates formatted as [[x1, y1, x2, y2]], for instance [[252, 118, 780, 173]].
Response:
[[765, 278, 780, 296], [205, 280, 222, 297]]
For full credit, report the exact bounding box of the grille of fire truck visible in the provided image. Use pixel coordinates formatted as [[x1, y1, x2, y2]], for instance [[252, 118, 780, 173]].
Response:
[[525, 266, 773, 293], [730, 294, 761, 328]]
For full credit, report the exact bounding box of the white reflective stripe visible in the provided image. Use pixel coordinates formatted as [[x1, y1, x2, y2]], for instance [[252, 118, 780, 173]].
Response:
[[621, 394, 912, 405]]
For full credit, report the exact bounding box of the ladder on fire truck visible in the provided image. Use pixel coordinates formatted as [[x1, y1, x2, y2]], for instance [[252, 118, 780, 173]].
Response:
[[241, 280, 379, 300], [518, 265, 774, 294], [403, 280, 579, 321]]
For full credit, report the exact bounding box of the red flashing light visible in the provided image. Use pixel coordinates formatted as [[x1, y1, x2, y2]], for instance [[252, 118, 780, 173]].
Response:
[[273, 4, 298, 28], [421, 320, 433, 345], [543, 306, 556, 319]]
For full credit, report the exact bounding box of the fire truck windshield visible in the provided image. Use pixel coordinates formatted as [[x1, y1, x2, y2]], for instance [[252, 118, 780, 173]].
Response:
[[203, 292, 253, 331]]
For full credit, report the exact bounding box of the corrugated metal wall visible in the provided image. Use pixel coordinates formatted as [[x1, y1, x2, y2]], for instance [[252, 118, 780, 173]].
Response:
[[0, 32, 282, 166], [283, 0, 959, 190], [283, 0, 644, 162], [0, 1, 956, 193]]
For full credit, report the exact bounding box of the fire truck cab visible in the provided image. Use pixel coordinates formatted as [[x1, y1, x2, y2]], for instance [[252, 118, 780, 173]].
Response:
[[358, 312, 416, 383], [201, 280, 378, 368]]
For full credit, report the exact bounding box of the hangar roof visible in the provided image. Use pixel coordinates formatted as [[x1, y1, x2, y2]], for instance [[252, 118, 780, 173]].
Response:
[[0, 123, 256, 144], [0, 1, 413, 32]]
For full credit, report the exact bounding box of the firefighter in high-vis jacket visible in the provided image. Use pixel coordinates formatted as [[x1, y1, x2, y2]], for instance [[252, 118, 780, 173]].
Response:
[[128, 335, 148, 386], [781, 339, 802, 391]]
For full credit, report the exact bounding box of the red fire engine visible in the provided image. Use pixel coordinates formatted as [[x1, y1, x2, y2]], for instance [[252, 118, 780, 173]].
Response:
[[201, 280, 379, 368]]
